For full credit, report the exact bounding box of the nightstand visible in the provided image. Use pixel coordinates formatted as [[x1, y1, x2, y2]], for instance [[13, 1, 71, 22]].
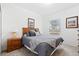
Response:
[[7, 38, 22, 52]]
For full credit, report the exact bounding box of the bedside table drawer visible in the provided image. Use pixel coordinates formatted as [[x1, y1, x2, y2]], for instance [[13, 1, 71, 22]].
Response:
[[11, 40, 21, 45], [7, 38, 22, 52]]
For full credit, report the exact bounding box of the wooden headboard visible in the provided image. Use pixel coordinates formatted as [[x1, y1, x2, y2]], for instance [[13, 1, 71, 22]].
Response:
[[22, 28, 29, 35]]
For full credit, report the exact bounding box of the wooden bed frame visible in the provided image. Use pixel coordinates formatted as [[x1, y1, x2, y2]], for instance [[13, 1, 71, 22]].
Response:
[[22, 28, 29, 35]]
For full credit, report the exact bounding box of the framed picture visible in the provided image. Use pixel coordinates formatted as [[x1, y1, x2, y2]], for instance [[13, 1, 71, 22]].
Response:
[[49, 20, 60, 34], [28, 18, 35, 30], [66, 16, 78, 28]]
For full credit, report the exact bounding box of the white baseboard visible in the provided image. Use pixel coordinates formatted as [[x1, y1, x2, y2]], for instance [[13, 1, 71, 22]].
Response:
[[63, 43, 77, 48]]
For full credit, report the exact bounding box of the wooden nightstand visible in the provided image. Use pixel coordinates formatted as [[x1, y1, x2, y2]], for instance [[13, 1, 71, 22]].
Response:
[[7, 38, 22, 52]]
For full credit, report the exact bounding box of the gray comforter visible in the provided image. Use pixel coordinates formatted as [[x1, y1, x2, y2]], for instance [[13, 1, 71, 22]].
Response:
[[22, 34, 63, 56]]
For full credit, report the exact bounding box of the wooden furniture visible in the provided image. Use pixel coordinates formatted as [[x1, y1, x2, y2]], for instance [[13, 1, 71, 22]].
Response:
[[7, 38, 22, 52], [22, 28, 29, 35]]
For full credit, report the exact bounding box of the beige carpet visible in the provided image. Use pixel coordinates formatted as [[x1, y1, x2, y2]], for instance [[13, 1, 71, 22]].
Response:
[[1, 44, 78, 56]]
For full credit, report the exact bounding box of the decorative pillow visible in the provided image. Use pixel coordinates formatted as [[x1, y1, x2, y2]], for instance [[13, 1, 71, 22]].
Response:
[[34, 28, 41, 36]]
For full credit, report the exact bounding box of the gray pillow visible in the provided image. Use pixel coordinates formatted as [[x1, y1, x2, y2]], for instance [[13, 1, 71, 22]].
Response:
[[24, 30, 36, 36], [29, 31, 36, 36]]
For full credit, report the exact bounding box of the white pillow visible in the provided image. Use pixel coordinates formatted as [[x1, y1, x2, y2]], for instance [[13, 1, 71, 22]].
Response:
[[35, 32, 41, 36], [24, 34, 27, 37]]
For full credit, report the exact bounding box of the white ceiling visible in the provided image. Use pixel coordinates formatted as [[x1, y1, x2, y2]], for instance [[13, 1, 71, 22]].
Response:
[[13, 3, 79, 17]]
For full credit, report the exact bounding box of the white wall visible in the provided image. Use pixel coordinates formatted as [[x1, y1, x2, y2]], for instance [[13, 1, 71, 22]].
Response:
[[41, 17, 50, 34], [1, 4, 43, 51], [42, 5, 79, 47]]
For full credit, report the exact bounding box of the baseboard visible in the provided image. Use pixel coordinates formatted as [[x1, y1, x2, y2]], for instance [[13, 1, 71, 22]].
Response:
[[63, 43, 77, 48]]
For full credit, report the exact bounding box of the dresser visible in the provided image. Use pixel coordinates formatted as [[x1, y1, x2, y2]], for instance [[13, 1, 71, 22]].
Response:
[[7, 38, 22, 52]]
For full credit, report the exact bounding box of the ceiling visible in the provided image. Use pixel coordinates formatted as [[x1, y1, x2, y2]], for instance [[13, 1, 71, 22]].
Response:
[[12, 3, 79, 17]]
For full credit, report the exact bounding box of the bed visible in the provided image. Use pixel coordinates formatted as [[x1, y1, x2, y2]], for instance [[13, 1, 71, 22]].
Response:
[[22, 28, 64, 56]]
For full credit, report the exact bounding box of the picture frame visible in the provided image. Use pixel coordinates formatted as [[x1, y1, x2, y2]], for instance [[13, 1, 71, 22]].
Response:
[[49, 20, 60, 34], [66, 16, 78, 28], [28, 18, 35, 30]]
